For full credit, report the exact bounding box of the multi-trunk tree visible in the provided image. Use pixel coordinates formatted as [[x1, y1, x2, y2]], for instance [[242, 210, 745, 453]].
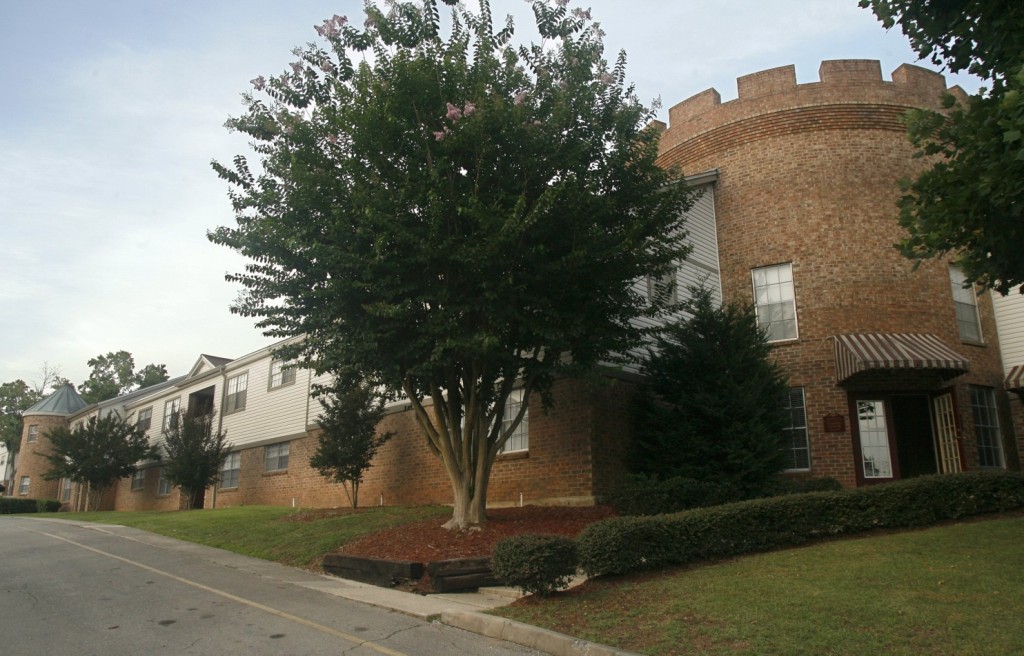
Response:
[[41, 413, 157, 510], [210, 0, 694, 528], [161, 409, 229, 510]]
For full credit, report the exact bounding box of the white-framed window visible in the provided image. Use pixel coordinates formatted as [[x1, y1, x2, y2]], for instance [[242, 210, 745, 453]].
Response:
[[163, 398, 181, 431], [646, 266, 678, 305], [950, 266, 982, 342], [265, 442, 289, 472], [131, 469, 145, 491], [498, 389, 529, 454], [18, 476, 30, 495], [27, 424, 38, 443], [136, 407, 153, 432], [225, 373, 248, 414], [61, 478, 72, 502], [269, 360, 296, 390], [220, 452, 241, 488], [157, 467, 172, 496], [970, 386, 1005, 468], [752, 263, 798, 342], [782, 388, 809, 471]]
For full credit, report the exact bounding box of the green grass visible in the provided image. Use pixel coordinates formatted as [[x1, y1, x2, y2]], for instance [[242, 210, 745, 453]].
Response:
[[495, 516, 1024, 656], [34, 505, 449, 569]]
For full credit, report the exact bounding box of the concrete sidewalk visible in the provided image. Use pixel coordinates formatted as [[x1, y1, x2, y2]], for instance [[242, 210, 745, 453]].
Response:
[[32, 518, 638, 656]]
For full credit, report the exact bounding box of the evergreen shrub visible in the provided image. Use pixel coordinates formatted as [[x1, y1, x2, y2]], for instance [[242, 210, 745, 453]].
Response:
[[579, 472, 1024, 576], [492, 534, 579, 596], [0, 498, 60, 514]]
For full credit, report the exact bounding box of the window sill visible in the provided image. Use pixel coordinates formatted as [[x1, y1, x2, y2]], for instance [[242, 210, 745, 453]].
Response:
[[218, 485, 239, 491], [496, 450, 529, 462], [960, 339, 986, 347], [263, 469, 288, 476]]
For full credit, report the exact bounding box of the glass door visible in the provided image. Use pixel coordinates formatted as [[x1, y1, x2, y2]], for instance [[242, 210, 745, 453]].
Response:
[[932, 392, 963, 474], [856, 400, 894, 480]]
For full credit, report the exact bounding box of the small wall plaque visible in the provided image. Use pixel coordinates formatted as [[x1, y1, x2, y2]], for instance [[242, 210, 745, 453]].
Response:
[[823, 414, 846, 433]]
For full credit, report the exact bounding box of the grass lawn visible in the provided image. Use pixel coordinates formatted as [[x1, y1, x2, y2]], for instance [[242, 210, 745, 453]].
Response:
[[36, 505, 449, 569], [494, 515, 1024, 656]]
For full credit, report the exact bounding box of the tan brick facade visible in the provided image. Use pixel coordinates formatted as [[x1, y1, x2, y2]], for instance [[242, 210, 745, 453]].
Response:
[[657, 60, 1020, 486]]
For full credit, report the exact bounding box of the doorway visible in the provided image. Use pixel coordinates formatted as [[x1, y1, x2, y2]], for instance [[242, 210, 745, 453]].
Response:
[[851, 393, 946, 485]]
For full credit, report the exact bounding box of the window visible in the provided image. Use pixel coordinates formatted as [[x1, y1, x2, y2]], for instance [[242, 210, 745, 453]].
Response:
[[752, 263, 798, 342], [269, 360, 296, 389], [163, 398, 181, 430], [18, 476, 30, 495], [646, 266, 678, 305], [136, 407, 153, 432], [225, 373, 248, 413], [131, 469, 145, 491], [950, 266, 982, 342], [970, 386, 1005, 468], [157, 467, 172, 496], [27, 424, 38, 443], [782, 388, 809, 470], [220, 452, 241, 488], [499, 389, 529, 454], [264, 442, 289, 472], [61, 478, 72, 502]]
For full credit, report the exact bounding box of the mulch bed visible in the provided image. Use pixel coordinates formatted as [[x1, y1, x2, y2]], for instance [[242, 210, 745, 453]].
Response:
[[338, 504, 617, 563]]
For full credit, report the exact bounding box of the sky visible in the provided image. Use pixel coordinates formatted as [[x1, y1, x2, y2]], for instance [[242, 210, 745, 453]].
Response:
[[0, 0, 983, 391]]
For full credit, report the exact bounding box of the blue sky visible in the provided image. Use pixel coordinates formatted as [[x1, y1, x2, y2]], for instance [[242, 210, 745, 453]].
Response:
[[0, 1, 982, 389]]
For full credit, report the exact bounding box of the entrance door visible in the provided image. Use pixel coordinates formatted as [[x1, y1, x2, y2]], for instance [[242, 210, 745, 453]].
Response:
[[932, 391, 963, 474], [854, 400, 895, 482], [891, 395, 938, 478]]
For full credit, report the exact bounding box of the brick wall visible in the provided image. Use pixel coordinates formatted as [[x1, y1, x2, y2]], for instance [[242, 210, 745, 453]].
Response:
[[657, 60, 1017, 486], [14, 414, 68, 501]]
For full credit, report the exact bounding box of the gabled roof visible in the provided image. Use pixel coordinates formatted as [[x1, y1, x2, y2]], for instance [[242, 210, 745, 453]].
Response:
[[187, 354, 234, 378], [25, 383, 89, 417]]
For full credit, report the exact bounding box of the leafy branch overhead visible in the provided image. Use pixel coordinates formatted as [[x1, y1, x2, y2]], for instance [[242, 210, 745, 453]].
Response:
[[860, 0, 1024, 294], [209, 0, 695, 528]]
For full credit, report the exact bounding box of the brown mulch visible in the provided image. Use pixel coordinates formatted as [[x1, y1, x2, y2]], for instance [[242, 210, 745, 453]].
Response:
[[340, 504, 617, 563]]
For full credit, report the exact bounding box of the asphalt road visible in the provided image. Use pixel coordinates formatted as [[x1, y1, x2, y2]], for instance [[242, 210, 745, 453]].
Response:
[[0, 516, 543, 656]]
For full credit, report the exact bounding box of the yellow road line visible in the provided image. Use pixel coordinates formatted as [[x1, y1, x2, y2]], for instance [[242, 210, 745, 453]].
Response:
[[31, 528, 407, 656]]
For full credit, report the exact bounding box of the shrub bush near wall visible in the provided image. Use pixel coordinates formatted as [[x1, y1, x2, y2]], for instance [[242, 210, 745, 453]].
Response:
[[0, 498, 61, 514], [492, 534, 579, 596], [610, 473, 843, 516], [579, 472, 1024, 577]]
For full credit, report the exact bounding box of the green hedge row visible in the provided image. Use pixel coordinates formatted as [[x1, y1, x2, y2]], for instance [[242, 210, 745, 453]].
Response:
[[492, 534, 579, 596], [578, 471, 1024, 577], [0, 498, 62, 514], [609, 474, 844, 516]]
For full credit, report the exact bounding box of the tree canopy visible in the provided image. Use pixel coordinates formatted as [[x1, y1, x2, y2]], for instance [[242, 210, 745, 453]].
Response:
[[860, 0, 1024, 294], [0, 380, 42, 454], [209, 0, 694, 528], [161, 409, 229, 510], [41, 413, 158, 506], [79, 351, 169, 404]]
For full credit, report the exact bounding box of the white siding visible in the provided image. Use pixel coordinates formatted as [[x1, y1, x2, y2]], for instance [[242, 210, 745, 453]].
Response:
[[993, 292, 1024, 370], [220, 354, 313, 448]]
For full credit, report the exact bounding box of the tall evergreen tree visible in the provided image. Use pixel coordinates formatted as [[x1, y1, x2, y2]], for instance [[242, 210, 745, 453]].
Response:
[[632, 286, 790, 497]]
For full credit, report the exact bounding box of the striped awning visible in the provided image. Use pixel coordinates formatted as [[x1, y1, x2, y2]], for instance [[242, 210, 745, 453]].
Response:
[[1007, 365, 1024, 391], [834, 333, 970, 384]]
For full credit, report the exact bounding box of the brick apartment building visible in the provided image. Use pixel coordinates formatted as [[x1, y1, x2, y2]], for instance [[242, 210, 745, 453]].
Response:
[[9, 60, 1022, 510]]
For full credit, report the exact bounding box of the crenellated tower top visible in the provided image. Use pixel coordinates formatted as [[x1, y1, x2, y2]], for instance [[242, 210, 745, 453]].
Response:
[[656, 60, 962, 156]]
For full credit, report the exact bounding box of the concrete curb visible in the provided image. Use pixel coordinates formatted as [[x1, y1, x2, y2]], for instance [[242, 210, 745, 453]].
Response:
[[441, 610, 642, 656]]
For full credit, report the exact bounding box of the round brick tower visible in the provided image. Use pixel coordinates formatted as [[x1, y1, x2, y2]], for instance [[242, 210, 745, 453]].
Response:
[[14, 383, 88, 501], [656, 60, 1018, 487]]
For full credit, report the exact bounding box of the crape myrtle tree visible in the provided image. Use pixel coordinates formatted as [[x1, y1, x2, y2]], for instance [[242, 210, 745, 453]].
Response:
[[209, 0, 694, 529], [310, 376, 395, 508], [161, 409, 229, 510], [632, 286, 791, 498], [41, 413, 158, 511], [860, 0, 1024, 295]]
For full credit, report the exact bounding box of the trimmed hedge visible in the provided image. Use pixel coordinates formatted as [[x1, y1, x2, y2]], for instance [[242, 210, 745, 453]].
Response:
[[492, 534, 579, 596], [0, 498, 62, 514], [579, 471, 1024, 577]]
